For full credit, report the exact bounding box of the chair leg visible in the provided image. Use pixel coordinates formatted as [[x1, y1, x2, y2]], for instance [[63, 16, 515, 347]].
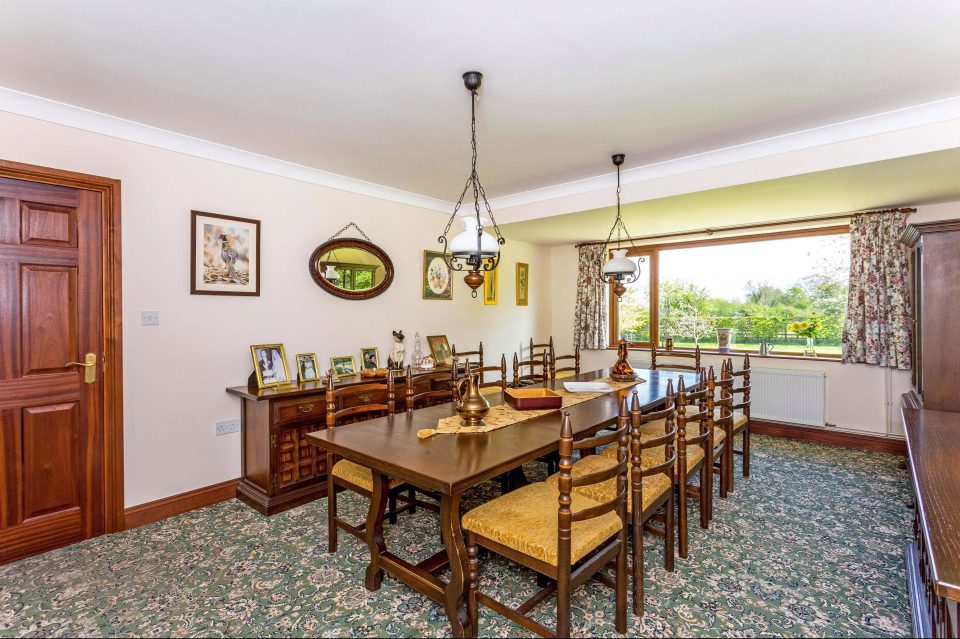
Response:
[[632, 514, 644, 615], [467, 533, 479, 632], [616, 528, 627, 633], [677, 478, 688, 559], [728, 434, 737, 494], [699, 465, 709, 530], [327, 453, 338, 553], [557, 569, 571, 638], [408, 487, 417, 514], [388, 492, 398, 525], [743, 423, 751, 477], [664, 491, 675, 572]]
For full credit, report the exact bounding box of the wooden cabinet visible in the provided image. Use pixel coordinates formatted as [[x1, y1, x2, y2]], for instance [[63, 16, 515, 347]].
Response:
[[902, 220, 960, 412], [901, 218, 960, 637], [226, 371, 453, 515]]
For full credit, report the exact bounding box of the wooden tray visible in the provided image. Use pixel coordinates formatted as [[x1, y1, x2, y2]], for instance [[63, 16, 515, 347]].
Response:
[[504, 388, 563, 410]]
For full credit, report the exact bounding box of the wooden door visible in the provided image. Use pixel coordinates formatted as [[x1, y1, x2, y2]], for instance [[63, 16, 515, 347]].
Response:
[[0, 176, 105, 563]]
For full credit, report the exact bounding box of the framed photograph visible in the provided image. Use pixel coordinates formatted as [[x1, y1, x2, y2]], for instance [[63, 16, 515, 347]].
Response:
[[427, 335, 452, 366], [483, 265, 498, 305], [250, 344, 291, 388], [422, 250, 452, 300], [191, 210, 260, 296], [330, 355, 358, 377], [359, 347, 380, 371], [296, 353, 320, 382], [516, 262, 529, 306]]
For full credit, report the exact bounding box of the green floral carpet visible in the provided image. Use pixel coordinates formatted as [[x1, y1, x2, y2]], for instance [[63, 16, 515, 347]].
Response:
[[0, 435, 912, 637]]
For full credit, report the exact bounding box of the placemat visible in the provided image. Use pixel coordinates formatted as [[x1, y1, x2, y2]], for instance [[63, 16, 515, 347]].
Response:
[[416, 376, 645, 439]]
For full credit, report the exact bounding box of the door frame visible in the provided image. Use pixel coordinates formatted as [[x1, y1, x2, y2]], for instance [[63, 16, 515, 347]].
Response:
[[0, 158, 124, 534]]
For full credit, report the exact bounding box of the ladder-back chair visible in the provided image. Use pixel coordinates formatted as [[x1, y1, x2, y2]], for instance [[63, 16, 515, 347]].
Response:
[[650, 344, 701, 372], [553, 343, 581, 379], [726, 354, 752, 490], [513, 351, 550, 387], [674, 372, 715, 558], [706, 364, 733, 519], [452, 341, 484, 369]]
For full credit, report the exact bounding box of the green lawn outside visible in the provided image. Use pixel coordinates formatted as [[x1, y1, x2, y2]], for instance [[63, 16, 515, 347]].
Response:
[[667, 340, 841, 356]]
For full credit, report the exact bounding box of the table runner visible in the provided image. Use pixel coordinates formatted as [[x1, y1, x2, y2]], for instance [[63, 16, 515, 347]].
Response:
[[416, 377, 645, 439]]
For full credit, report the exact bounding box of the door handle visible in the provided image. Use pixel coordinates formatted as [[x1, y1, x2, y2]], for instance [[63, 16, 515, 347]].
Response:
[[65, 352, 97, 384]]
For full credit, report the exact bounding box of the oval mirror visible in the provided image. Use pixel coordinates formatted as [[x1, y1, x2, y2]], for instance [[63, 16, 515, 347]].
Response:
[[308, 238, 394, 300]]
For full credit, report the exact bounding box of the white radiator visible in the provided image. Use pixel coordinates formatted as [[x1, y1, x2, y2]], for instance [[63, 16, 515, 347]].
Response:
[[750, 368, 826, 427]]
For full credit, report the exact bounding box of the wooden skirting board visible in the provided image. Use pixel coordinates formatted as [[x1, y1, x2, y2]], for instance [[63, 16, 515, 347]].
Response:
[[751, 419, 907, 456], [124, 478, 240, 530]]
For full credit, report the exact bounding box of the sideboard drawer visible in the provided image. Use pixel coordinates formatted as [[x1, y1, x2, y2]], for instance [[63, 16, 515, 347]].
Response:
[[274, 397, 326, 424]]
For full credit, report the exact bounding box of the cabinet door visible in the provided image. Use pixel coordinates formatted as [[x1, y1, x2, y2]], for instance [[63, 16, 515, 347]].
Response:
[[274, 422, 327, 490]]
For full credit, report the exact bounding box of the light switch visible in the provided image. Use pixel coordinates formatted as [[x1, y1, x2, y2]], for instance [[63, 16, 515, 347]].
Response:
[[141, 311, 160, 326]]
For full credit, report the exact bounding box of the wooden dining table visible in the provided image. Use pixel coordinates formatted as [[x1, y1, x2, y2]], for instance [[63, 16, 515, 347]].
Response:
[[306, 367, 697, 638]]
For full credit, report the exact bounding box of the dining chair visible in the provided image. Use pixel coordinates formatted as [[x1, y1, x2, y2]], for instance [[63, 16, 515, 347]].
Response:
[[553, 343, 581, 379], [405, 366, 456, 410], [529, 336, 554, 363], [325, 373, 421, 552], [463, 410, 629, 637], [513, 351, 551, 387], [452, 341, 484, 369], [673, 372, 715, 558], [706, 363, 734, 518], [548, 390, 677, 615], [650, 344, 701, 372], [725, 354, 752, 490], [473, 354, 508, 396]]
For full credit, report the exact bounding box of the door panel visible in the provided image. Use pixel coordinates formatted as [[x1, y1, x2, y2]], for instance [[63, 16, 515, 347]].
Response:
[[20, 202, 77, 247], [21, 265, 78, 376], [0, 176, 102, 563], [22, 403, 80, 520]]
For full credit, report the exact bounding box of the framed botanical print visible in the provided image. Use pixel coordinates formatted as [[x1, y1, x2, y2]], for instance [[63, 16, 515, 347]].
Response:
[[427, 335, 452, 366], [516, 262, 529, 306], [483, 265, 498, 305], [250, 344, 291, 388], [330, 355, 358, 377], [296, 353, 320, 382], [191, 210, 260, 296], [422, 250, 452, 300], [359, 347, 380, 371]]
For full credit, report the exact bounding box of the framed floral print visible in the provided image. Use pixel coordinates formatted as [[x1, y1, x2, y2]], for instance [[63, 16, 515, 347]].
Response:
[[483, 265, 498, 305], [516, 262, 529, 306], [422, 250, 452, 300], [191, 210, 260, 296]]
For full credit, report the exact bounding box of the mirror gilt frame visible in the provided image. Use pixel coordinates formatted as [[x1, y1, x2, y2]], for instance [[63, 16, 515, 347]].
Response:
[[308, 237, 394, 300]]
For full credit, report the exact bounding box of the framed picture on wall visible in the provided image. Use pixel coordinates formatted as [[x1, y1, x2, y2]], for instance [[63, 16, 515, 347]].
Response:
[[191, 210, 260, 296], [250, 344, 291, 388], [422, 250, 452, 300], [483, 265, 498, 305], [296, 353, 320, 382], [516, 262, 529, 306]]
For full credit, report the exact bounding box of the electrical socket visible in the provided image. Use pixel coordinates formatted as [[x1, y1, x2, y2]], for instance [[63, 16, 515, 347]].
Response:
[[141, 311, 160, 326], [216, 419, 240, 436]]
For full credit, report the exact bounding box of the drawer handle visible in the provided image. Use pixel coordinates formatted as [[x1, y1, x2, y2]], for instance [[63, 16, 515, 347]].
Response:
[[358, 393, 373, 403], [298, 403, 315, 413]]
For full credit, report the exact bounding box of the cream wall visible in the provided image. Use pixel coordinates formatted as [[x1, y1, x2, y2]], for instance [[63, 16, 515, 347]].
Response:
[[0, 111, 551, 507], [549, 200, 960, 439]]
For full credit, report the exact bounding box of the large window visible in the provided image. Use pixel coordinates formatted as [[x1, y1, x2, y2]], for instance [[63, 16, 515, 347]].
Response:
[[611, 228, 849, 357]]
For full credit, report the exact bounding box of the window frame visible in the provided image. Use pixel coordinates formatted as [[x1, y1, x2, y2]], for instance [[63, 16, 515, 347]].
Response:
[[608, 225, 849, 359]]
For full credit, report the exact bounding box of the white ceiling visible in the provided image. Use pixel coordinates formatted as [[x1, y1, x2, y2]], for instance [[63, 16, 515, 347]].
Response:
[[499, 148, 960, 245], [1, 0, 959, 202]]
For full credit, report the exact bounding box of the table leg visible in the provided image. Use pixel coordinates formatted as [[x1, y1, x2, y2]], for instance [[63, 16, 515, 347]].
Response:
[[364, 470, 389, 591], [440, 492, 474, 638]]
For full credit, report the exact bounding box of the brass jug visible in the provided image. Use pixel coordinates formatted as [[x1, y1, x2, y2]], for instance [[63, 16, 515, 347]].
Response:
[[454, 362, 491, 427]]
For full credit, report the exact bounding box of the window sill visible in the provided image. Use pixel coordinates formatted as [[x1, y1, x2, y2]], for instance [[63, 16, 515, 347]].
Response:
[[607, 346, 843, 364]]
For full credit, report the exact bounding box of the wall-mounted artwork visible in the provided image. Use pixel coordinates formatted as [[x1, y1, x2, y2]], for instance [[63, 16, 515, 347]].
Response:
[[191, 210, 260, 296], [516, 262, 529, 306], [483, 265, 498, 305], [422, 250, 452, 300]]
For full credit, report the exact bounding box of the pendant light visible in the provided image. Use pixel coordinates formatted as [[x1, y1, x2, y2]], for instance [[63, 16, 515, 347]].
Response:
[[598, 153, 642, 300], [438, 71, 506, 297]]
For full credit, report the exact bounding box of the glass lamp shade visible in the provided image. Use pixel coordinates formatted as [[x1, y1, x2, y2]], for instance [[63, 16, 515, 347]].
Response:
[[449, 216, 500, 260], [602, 249, 637, 278], [323, 264, 340, 281]]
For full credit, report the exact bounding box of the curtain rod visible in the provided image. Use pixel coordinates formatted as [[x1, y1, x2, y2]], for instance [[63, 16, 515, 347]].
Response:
[[574, 207, 917, 248]]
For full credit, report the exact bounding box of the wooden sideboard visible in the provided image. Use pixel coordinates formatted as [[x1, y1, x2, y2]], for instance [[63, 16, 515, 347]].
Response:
[[226, 368, 456, 515], [900, 218, 960, 638]]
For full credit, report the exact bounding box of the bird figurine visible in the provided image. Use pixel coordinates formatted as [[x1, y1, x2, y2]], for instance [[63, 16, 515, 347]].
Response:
[[219, 234, 238, 281]]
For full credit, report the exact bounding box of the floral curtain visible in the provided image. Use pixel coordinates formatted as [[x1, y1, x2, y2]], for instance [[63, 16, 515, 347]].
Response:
[[841, 210, 912, 369], [574, 244, 609, 350]]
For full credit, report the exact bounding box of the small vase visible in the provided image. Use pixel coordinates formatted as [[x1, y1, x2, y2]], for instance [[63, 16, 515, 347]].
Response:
[[804, 337, 816, 357]]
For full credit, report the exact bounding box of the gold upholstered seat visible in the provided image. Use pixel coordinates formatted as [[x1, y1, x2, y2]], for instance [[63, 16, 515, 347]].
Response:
[[331, 460, 403, 492], [713, 409, 748, 430], [544, 454, 671, 514], [461, 482, 621, 566]]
